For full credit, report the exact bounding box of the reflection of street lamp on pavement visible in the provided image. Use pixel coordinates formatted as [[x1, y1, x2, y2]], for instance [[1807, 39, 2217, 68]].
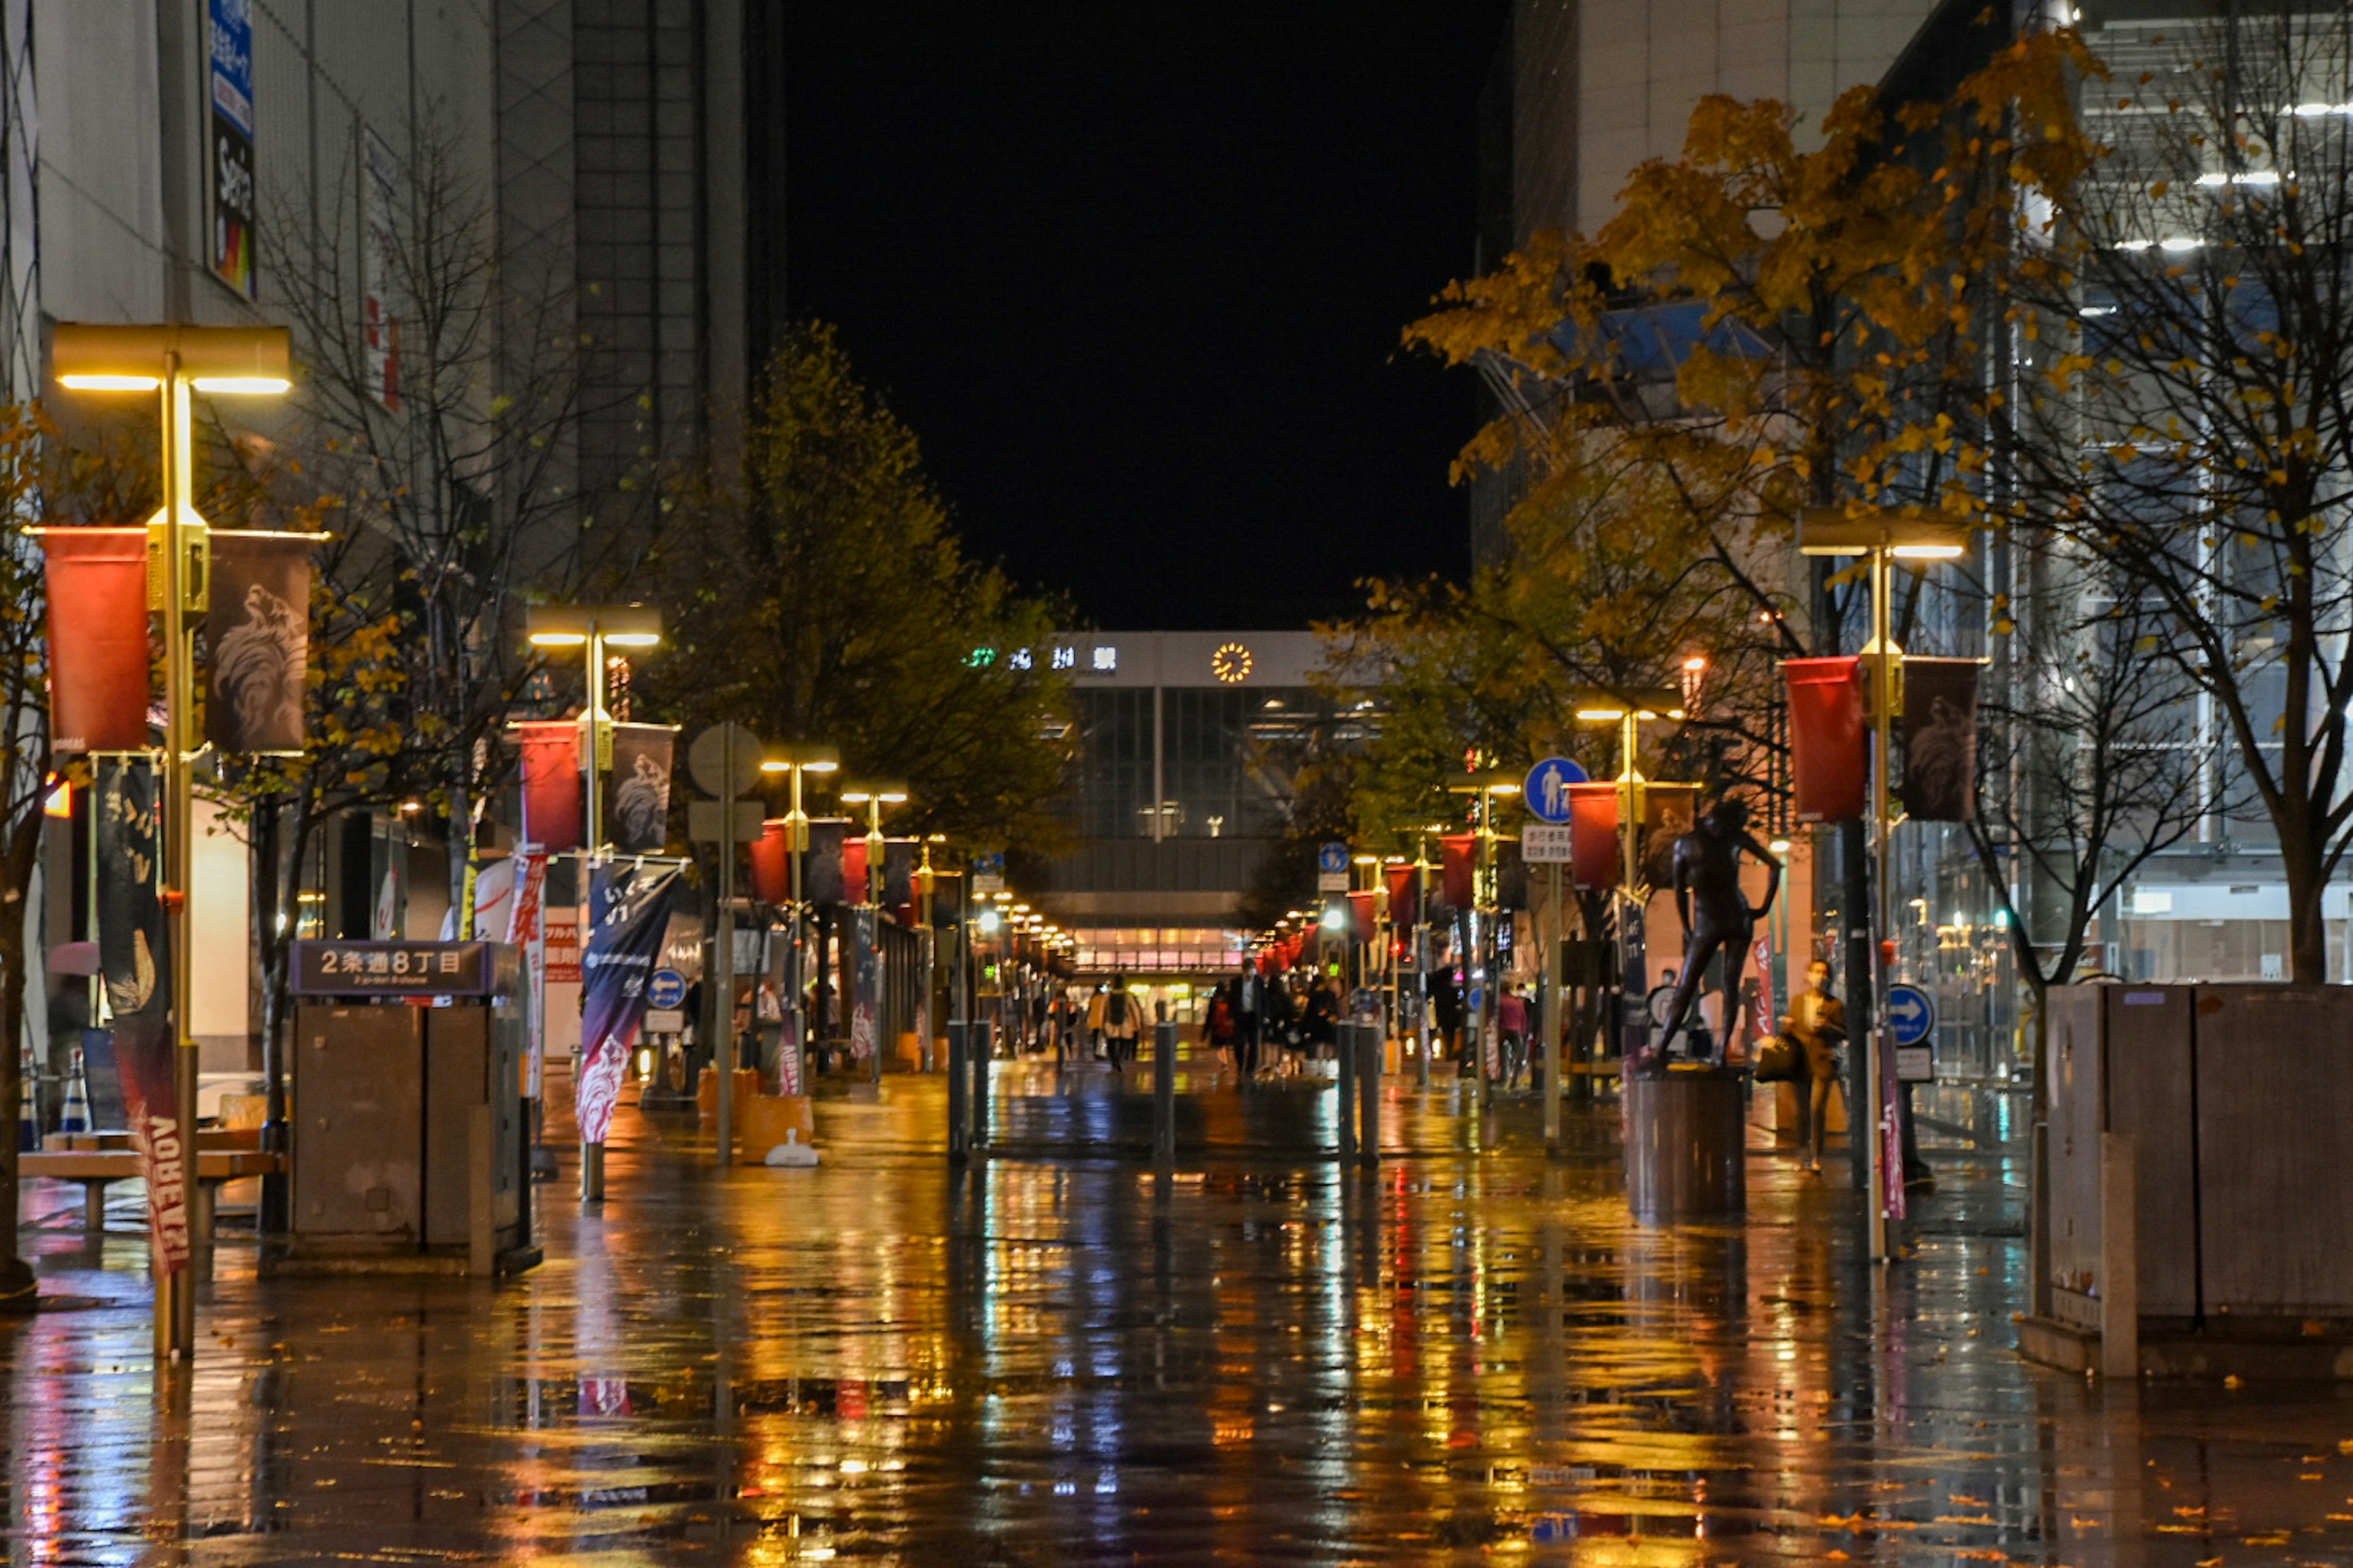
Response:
[[525, 603, 661, 1205], [1797, 507, 1967, 1262], [55, 322, 292, 1363]]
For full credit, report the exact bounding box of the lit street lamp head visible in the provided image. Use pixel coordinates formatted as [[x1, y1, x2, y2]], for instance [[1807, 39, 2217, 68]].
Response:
[[53, 322, 292, 395]]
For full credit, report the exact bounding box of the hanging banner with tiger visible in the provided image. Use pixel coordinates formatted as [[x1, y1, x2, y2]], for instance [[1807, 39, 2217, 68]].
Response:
[[205, 531, 313, 754]]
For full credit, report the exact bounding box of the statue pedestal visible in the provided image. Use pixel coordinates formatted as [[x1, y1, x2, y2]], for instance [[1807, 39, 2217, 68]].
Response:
[[1623, 1063, 1747, 1221]]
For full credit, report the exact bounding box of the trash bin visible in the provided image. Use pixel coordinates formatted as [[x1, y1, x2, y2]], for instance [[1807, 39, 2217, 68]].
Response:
[[276, 939, 537, 1274], [1623, 1061, 1746, 1220]]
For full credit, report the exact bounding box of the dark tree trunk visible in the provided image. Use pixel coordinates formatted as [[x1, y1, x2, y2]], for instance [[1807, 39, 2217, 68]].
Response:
[[2283, 836, 2332, 985], [0, 808, 49, 1307]]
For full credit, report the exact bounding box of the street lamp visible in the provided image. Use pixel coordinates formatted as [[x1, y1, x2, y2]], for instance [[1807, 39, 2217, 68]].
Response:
[[760, 744, 839, 1083], [524, 602, 661, 1204], [1798, 506, 1968, 1260], [54, 322, 291, 1364], [838, 782, 908, 1082], [1446, 770, 1521, 1109]]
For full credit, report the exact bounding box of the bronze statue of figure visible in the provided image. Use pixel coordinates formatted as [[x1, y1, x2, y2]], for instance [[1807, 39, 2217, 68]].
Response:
[[1653, 798, 1781, 1063]]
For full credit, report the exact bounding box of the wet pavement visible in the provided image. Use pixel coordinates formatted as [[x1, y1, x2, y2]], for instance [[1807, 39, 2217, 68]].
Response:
[[9, 1056, 2353, 1564]]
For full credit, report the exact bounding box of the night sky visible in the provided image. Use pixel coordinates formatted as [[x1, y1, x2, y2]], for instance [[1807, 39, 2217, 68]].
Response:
[[784, 3, 1510, 631]]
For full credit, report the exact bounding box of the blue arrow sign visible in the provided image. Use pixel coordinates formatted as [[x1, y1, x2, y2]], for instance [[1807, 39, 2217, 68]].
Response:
[[1523, 756, 1588, 824], [1886, 983, 1935, 1047], [1318, 842, 1349, 875], [647, 968, 688, 1012]]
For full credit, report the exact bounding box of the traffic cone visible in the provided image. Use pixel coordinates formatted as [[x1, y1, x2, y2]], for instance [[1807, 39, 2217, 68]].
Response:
[[56, 1043, 91, 1137], [15, 1037, 36, 1151]]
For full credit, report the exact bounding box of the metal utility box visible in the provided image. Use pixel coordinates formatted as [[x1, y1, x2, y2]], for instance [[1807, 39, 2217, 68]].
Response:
[[280, 939, 535, 1273], [2045, 982, 2353, 1329]]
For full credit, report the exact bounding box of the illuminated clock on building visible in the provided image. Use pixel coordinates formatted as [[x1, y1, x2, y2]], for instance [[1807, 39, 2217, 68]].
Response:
[[1211, 642, 1253, 684]]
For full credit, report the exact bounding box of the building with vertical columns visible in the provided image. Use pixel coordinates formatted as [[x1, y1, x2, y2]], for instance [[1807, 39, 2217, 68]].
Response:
[[1025, 631, 1370, 974]]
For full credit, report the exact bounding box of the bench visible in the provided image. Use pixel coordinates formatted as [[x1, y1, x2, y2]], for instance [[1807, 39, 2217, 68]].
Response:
[[21, 1143, 285, 1278]]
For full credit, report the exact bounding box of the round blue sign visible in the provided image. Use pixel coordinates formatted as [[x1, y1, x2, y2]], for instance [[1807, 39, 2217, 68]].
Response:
[[1522, 757, 1589, 824], [1887, 983, 1936, 1047], [647, 968, 688, 1011]]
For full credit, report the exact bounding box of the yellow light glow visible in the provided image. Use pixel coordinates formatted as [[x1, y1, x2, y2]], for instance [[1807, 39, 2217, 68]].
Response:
[[1491, 782, 1520, 795], [528, 631, 588, 647], [190, 376, 292, 395], [1890, 542, 1966, 559], [760, 760, 789, 773], [1769, 838, 1792, 855], [602, 631, 661, 647], [1682, 654, 1708, 672], [1797, 542, 1870, 556], [58, 374, 162, 392], [805, 760, 839, 773], [42, 778, 69, 819], [1575, 707, 1627, 721]]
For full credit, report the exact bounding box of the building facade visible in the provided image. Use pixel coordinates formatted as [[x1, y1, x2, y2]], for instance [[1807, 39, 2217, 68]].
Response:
[[1026, 631, 1361, 975]]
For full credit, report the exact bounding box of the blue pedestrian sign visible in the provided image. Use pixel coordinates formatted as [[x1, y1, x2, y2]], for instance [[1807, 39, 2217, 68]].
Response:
[[1887, 983, 1935, 1047], [647, 968, 688, 1011], [1523, 756, 1588, 825], [1317, 842, 1349, 875]]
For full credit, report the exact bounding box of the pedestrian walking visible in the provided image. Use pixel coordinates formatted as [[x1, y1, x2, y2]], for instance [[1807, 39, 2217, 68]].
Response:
[[1431, 964, 1464, 1075], [1496, 981, 1529, 1091], [1303, 975, 1341, 1060], [1207, 988, 1238, 1073], [1785, 958, 1847, 1174], [1102, 975, 1139, 1069], [1086, 983, 1108, 1059], [1229, 957, 1266, 1078]]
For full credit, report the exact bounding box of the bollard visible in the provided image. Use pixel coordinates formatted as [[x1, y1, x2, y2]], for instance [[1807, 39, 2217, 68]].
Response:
[[1336, 1023, 1358, 1160], [1153, 1019, 1177, 1161], [1623, 1063, 1746, 1220], [968, 1018, 991, 1154], [946, 1020, 969, 1162], [1357, 1026, 1380, 1167]]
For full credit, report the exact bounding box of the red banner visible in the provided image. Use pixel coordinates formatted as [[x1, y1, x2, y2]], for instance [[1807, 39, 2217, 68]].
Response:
[[1785, 656, 1867, 823], [1567, 781, 1621, 890], [841, 836, 870, 904], [1346, 889, 1377, 944], [1439, 833, 1476, 910], [517, 721, 582, 854], [1383, 863, 1418, 928], [751, 820, 791, 904], [40, 528, 151, 753]]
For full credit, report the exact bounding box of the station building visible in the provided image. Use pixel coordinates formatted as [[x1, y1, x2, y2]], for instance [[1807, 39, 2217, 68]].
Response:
[[1022, 630, 1363, 980]]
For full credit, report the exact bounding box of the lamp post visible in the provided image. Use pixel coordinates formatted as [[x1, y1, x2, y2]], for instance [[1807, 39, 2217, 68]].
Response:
[[1570, 687, 1688, 1069], [1446, 770, 1521, 1111], [839, 782, 908, 1085], [55, 322, 292, 1363], [760, 746, 839, 1088], [1797, 507, 1966, 1262], [525, 602, 661, 1203]]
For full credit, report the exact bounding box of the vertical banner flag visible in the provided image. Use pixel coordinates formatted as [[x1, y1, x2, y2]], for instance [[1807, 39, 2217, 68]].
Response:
[[1900, 657, 1981, 823], [848, 906, 880, 1064], [1640, 784, 1700, 892], [1785, 657, 1868, 823], [803, 819, 847, 906], [606, 724, 673, 854], [205, 531, 311, 752], [1750, 933, 1776, 1049], [509, 850, 550, 1100], [1567, 781, 1621, 891], [841, 836, 870, 906], [1439, 833, 1476, 911], [751, 821, 791, 904], [577, 860, 683, 1145], [96, 759, 190, 1278], [882, 839, 917, 914], [40, 528, 151, 753], [1383, 863, 1417, 931], [362, 126, 403, 410], [1346, 889, 1377, 945], [206, 0, 257, 297], [468, 856, 518, 941], [517, 721, 582, 854]]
